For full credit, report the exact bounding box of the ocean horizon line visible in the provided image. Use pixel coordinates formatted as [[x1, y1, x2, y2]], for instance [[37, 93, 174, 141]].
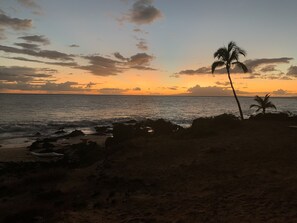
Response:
[[1, 93, 296, 99]]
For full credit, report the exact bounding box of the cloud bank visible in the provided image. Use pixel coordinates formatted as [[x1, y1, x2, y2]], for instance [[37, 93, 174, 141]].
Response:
[[18, 35, 50, 45], [176, 57, 295, 80], [0, 11, 32, 38]]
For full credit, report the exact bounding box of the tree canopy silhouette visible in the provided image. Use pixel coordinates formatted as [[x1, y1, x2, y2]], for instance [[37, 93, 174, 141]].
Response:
[[250, 94, 276, 114], [212, 41, 248, 120]]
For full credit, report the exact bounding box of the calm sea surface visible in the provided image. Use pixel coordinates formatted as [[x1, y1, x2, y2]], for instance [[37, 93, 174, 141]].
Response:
[[0, 94, 296, 146]]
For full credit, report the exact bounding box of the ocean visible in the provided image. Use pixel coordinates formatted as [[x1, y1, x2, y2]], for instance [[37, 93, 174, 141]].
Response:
[[0, 94, 296, 148]]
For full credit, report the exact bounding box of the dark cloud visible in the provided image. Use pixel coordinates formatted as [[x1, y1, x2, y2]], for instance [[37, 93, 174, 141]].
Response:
[[260, 65, 277, 73], [0, 81, 88, 92], [187, 85, 233, 96], [5, 57, 78, 67], [0, 44, 74, 61], [0, 66, 91, 92], [177, 67, 210, 76], [131, 65, 156, 71], [136, 39, 148, 51], [0, 12, 32, 30], [280, 76, 292, 80], [80, 55, 122, 76], [98, 88, 129, 95], [80, 52, 156, 76], [39, 82, 82, 91], [69, 44, 79, 48], [245, 57, 293, 72], [128, 52, 154, 67], [287, 66, 297, 77], [121, 0, 162, 25], [0, 66, 53, 83], [176, 57, 294, 80], [0, 12, 31, 38], [114, 52, 128, 61], [211, 58, 293, 74], [133, 87, 141, 91], [14, 42, 40, 50], [243, 72, 291, 80], [18, 35, 50, 45]]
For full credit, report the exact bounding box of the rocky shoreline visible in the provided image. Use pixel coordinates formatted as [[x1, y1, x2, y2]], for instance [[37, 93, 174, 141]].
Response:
[[1, 113, 297, 222]]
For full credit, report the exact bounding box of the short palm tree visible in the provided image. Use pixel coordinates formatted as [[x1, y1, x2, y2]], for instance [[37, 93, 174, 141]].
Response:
[[212, 41, 248, 120], [250, 94, 276, 114]]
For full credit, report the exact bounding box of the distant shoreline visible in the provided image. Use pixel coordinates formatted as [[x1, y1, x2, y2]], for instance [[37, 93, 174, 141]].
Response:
[[0, 93, 296, 99]]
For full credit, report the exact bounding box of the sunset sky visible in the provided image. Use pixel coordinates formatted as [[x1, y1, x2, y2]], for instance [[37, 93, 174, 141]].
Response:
[[1, 0, 297, 96]]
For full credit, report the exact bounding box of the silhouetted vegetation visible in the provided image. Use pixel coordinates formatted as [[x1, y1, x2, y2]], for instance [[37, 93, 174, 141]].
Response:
[[212, 41, 248, 120], [250, 94, 276, 114]]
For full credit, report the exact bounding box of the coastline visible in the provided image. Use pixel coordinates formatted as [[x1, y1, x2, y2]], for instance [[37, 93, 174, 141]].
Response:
[[1, 114, 297, 222]]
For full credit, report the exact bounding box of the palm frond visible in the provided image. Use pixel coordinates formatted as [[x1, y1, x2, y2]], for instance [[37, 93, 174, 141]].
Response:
[[265, 102, 277, 110], [229, 50, 239, 62], [250, 104, 261, 109], [237, 47, 247, 57], [250, 93, 277, 113], [211, 61, 225, 74], [214, 47, 228, 61], [228, 41, 237, 51], [233, 61, 248, 73], [253, 95, 264, 104], [263, 94, 270, 104]]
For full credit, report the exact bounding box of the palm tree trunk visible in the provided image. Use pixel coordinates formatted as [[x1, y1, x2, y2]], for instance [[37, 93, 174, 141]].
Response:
[[227, 68, 244, 120]]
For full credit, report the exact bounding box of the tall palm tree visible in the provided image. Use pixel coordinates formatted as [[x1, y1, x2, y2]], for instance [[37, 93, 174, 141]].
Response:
[[212, 41, 248, 120], [250, 94, 276, 114]]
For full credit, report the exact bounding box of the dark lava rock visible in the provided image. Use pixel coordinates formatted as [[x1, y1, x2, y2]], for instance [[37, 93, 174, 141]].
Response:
[[28, 141, 42, 151], [125, 119, 137, 124], [190, 113, 241, 137], [65, 130, 84, 137], [42, 142, 55, 150], [34, 132, 41, 137], [94, 126, 111, 135], [142, 119, 181, 135], [105, 137, 115, 147], [63, 141, 103, 167], [54, 130, 66, 134], [249, 112, 295, 121]]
